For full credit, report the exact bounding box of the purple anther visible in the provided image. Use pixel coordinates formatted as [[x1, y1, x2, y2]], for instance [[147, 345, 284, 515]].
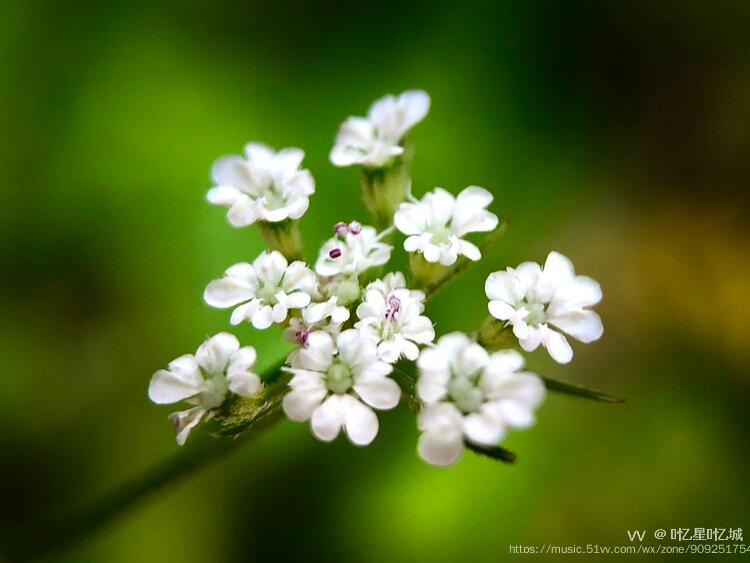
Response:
[[296, 329, 310, 345], [348, 221, 362, 235], [385, 294, 401, 321], [329, 248, 343, 259], [333, 222, 349, 235]]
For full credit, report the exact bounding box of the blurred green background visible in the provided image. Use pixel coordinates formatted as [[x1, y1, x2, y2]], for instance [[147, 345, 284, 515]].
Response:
[[1, 0, 749, 561]]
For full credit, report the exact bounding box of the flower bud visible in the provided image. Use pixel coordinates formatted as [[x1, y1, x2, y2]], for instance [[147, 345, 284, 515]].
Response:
[[333, 277, 361, 306]]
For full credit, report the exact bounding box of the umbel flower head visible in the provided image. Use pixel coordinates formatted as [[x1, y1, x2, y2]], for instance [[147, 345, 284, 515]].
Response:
[[395, 186, 499, 265], [148, 333, 260, 445], [282, 330, 400, 445], [485, 251, 603, 364], [207, 143, 315, 227], [204, 250, 316, 329], [315, 223, 392, 277], [355, 272, 435, 363], [330, 89, 430, 168], [416, 332, 545, 466]]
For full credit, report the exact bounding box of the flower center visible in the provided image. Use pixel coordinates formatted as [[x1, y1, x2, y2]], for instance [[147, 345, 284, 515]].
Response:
[[447, 370, 484, 413], [427, 224, 453, 245], [325, 360, 353, 394], [200, 373, 229, 409], [522, 302, 546, 326], [257, 284, 280, 304], [262, 189, 287, 210]]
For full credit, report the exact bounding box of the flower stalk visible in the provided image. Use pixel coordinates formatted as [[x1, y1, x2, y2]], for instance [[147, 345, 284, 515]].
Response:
[[258, 220, 304, 262], [360, 141, 414, 230]]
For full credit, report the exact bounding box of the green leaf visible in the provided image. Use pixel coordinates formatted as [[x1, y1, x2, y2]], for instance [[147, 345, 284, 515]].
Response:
[[465, 441, 517, 463], [542, 376, 625, 403]]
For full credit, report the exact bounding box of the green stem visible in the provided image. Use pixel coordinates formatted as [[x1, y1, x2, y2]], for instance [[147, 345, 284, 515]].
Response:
[[424, 221, 508, 297], [360, 142, 414, 230]]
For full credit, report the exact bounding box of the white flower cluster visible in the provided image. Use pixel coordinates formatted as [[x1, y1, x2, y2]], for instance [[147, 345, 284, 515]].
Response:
[[149, 89, 605, 466]]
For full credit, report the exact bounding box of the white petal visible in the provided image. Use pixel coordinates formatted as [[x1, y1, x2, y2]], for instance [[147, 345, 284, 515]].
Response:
[[195, 332, 239, 374], [340, 395, 379, 446], [488, 300, 516, 321], [543, 329, 574, 364], [227, 371, 261, 397], [311, 395, 345, 441], [251, 305, 274, 329], [353, 375, 401, 409], [456, 240, 481, 261], [283, 385, 327, 421], [204, 277, 254, 308], [418, 430, 464, 466], [548, 309, 603, 343], [228, 346, 257, 372], [397, 89, 430, 132], [416, 372, 449, 403], [211, 155, 252, 189], [485, 349, 525, 375], [543, 251, 575, 284], [148, 367, 202, 404], [464, 410, 505, 446], [271, 303, 288, 323], [169, 407, 206, 446], [394, 203, 427, 235], [454, 342, 490, 378], [376, 340, 402, 363], [206, 185, 241, 206], [227, 198, 258, 227], [552, 275, 602, 308], [229, 302, 253, 325], [253, 251, 288, 283]]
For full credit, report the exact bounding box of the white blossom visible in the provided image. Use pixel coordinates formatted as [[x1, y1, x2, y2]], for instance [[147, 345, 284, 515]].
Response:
[[204, 250, 316, 329], [355, 272, 435, 363], [207, 143, 315, 227], [315, 224, 392, 277], [415, 332, 545, 466], [330, 89, 430, 168], [283, 298, 350, 367], [148, 333, 261, 445], [394, 186, 498, 265], [282, 330, 400, 446], [485, 251, 603, 364]]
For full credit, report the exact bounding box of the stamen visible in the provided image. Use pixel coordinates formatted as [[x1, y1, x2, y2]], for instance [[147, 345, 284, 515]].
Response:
[[333, 222, 349, 235], [348, 221, 362, 235], [296, 329, 310, 345], [329, 248, 343, 259], [385, 294, 401, 321]]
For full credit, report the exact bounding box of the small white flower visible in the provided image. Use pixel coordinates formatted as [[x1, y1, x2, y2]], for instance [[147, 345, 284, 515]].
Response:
[[282, 330, 400, 446], [315, 224, 392, 277], [283, 297, 350, 367], [485, 251, 604, 364], [415, 332, 545, 466], [394, 186, 498, 265], [330, 89, 430, 168], [204, 250, 316, 329], [355, 272, 435, 363], [207, 143, 315, 227], [148, 333, 261, 445]]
